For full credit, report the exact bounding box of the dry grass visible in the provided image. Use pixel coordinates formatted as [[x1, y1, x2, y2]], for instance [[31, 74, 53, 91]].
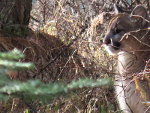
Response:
[[0, 29, 116, 112], [1, 0, 149, 112]]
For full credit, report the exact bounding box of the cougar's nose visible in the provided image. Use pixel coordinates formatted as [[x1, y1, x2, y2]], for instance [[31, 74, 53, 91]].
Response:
[[103, 35, 121, 49], [103, 35, 111, 45]]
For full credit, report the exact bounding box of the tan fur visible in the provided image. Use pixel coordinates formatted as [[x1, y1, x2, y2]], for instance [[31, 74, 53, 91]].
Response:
[[104, 6, 150, 113]]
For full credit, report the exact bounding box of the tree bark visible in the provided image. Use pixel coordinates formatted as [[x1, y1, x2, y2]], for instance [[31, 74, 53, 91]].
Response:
[[0, 0, 32, 25]]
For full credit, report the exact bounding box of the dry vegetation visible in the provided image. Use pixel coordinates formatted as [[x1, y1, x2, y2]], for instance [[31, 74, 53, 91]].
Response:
[[0, 0, 149, 113]]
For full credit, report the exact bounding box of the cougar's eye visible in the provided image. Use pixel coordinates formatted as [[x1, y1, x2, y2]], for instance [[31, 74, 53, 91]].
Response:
[[115, 28, 122, 34]]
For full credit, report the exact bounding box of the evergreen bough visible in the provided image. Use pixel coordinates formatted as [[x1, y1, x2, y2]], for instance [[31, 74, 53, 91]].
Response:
[[0, 49, 113, 101]]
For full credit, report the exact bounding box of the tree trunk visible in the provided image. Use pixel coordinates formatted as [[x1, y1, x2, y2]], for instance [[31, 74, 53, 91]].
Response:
[[0, 0, 32, 26]]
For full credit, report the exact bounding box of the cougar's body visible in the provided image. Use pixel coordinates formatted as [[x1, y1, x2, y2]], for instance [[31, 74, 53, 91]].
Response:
[[103, 5, 150, 113]]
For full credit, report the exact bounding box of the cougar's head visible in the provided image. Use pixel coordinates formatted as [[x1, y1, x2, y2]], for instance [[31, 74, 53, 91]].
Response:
[[103, 5, 149, 55]]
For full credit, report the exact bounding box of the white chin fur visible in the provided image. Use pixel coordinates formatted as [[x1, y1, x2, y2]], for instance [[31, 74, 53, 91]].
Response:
[[104, 45, 120, 55]]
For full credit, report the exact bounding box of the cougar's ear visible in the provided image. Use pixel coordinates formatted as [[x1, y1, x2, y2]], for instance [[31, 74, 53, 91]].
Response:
[[131, 5, 147, 19], [114, 4, 124, 14]]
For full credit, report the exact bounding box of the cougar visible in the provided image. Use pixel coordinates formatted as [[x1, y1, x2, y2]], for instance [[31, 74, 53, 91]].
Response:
[[103, 5, 150, 113]]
